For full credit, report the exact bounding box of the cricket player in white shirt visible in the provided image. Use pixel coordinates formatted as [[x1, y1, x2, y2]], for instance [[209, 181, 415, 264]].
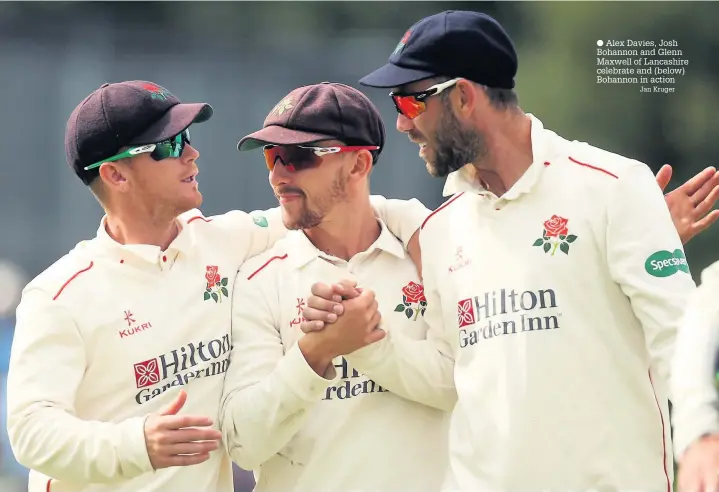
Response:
[[220, 82, 454, 492], [301, 11, 709, 492], [5, 81, 428, 492], [672, 260, 719, 492]]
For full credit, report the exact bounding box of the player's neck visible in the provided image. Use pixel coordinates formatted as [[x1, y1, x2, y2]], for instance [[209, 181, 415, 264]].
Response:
[[104, 207, 180, 251], [472, 112, 533, 197], [304, 197, 380, 261]]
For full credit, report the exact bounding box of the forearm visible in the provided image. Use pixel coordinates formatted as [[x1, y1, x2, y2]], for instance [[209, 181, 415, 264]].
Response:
[[8, 405, 151, 483], [345, 331, 456, 411], [298, 334, 335, 376], [221, 343, 335, 470]]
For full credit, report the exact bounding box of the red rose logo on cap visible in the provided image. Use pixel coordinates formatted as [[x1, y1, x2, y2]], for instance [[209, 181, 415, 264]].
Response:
[[204, 265, 229, 303], [394, 281, 427, 320], [533, 215, 577, 256], [392, 29, 412, 55], [142, 83, 171, 101]]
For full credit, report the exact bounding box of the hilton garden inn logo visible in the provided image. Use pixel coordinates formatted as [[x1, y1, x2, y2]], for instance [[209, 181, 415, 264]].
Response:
[[457, 287, 561, 348], [132, 334, 231, 404]]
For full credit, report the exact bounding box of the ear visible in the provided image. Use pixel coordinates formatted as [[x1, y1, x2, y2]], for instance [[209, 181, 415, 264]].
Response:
[[98, 162, 129, 191], [454, 79, 480, 117], [348, 150, 374, 181]]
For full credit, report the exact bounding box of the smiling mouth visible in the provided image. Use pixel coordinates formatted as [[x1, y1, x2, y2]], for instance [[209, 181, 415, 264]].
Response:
[[182, 174, 197, 183]]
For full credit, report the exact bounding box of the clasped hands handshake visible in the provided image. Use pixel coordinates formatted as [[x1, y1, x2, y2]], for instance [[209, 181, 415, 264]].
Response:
[[299, 279, 385, 353]]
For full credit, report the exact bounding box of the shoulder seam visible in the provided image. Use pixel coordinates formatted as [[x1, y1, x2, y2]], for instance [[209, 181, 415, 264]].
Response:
[[421, 192, 465, 230], [187, 215, 213, 224], [53, 261, 94, 301], [247, 254, 289, 281], [568, 156, 619, 180]]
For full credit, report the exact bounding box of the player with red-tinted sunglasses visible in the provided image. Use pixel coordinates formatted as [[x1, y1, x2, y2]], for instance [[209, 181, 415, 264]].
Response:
[[262, 144, 380, 172], [389, 77, 460, 120], [226, 81, 445, 492]]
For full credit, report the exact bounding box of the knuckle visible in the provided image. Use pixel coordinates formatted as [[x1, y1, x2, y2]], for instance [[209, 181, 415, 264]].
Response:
[[310, 283, 324, 295], [305, 308, 322, 320], [156, 433, 171, 445]]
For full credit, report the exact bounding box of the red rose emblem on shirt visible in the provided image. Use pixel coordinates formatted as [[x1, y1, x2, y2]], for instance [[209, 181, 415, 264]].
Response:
[[203, 266, 229, 303], [206, 265, 219, 289], [533, 214, 578, 256], [543, 215, 569, 237], [402, 281, 426, 304]]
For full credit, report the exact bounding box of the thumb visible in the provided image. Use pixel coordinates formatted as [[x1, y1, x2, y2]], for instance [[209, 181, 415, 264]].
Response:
[[160, 390, 187, 416], [365, 327, 386, 344], [332, 280, 360, 300], [655, 164, 672, 192]]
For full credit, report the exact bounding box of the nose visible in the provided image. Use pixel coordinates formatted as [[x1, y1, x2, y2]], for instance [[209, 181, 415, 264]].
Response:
[[396, 113, 414, 133], [269, 160, 291, 188], [182, 143, 200, 161]]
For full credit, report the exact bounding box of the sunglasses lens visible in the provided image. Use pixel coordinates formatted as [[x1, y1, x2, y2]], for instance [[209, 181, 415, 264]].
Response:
[[392, 95, 426, 119], [263, 146, 320, 172], [151, 132, 188, 161]]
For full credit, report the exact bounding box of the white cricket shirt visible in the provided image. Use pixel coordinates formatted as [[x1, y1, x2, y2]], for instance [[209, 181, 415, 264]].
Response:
[[383, 115, 694, 492], [221, 219, 454, 492], [6, 196, 427, 492], [671, 259, 719, 458]]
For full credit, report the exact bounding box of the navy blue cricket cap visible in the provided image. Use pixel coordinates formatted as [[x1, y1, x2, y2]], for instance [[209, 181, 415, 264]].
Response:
[[65, 81, 213, 185], [359, 10, 518, 90]]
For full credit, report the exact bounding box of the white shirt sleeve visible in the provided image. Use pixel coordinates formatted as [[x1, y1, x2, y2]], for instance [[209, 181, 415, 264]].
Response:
[[606, 163, 697, 389], [671, 260, 719, 458], [6, 288, 153, 483], [220, 272, 337, 471], [344, 243, 456, 412], [232, 206, 288, 261], [368, 196, 431, 246]]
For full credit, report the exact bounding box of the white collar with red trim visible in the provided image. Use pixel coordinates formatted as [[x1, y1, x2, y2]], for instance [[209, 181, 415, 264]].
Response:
[[94, 211, 195, 266], [442, 114, 563, 200], [286, 219, 406, 270]]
